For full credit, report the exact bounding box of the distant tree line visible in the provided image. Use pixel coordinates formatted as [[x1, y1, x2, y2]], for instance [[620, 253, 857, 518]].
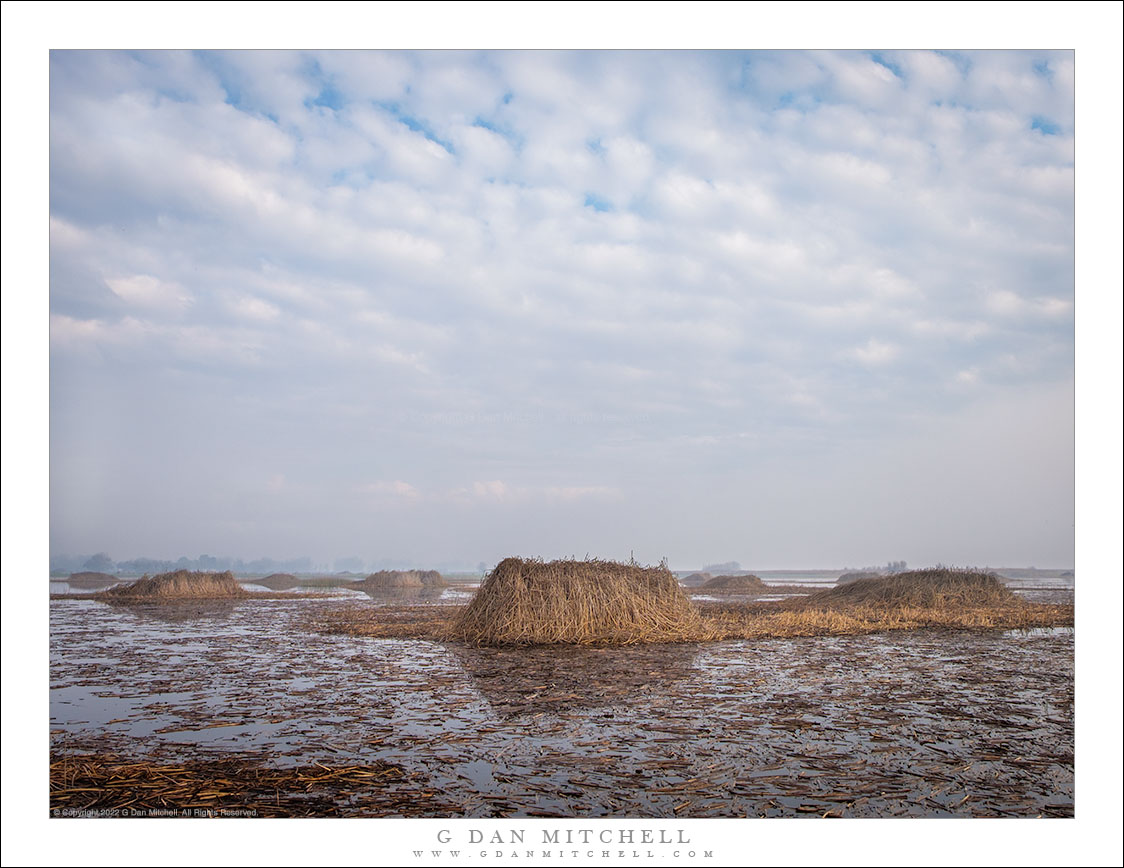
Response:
[[50, 552, 499, 576], [842, 560, 908, 573], [50, 552, 316, 576], [701, 561, 742, 573]]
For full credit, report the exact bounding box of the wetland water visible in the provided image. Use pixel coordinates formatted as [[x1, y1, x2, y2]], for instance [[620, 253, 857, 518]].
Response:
[[50, 590, 1073, 818]]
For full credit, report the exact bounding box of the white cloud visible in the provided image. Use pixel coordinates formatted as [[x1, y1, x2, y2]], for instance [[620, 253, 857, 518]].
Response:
[[812, 152, 894, 189], [899, 50, 961, 96], [987, 289, 1073, 319], [851, 339, 901, 366], [821, 51, 905, 108], [51, 313, 157, 347], [911, 318, 992, 341], [545, 485, 621, 501], [471, 480, 509, 499], [49, 216, 90, 249], [453, 124, 515, 177], [105, 274, 192, 312], [362, 480, 420, 499], [229, 295, 281, 322], [50, 312, 266, 367]]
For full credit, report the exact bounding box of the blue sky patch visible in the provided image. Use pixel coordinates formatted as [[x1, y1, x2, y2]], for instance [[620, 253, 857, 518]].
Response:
[[309, 83, 344, 111], [869, 52, 903, 79], [379, 102, 455, 153], [1031, 115, 1061, 135], [472, 116, 521, 149], [934, 50, 971, 77]]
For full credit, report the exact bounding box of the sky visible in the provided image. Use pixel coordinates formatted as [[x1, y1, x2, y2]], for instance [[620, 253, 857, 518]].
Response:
[[46, 48, 1078, 570]]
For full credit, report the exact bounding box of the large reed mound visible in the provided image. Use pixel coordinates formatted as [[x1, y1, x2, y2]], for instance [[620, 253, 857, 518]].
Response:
[[698, 574, 768, 593], [65, 571, 121, 589], [451, 557, 705, 645], [99, 570, 248, 600], [360, 570, 447, 589], [806, 568, 1015, 609]]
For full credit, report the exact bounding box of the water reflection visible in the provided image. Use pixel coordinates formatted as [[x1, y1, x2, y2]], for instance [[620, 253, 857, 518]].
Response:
[[103, 599, 240, 623], [446, 642, 699, 718], [53, 577, 126, 594], [360, 588, 447, 604]]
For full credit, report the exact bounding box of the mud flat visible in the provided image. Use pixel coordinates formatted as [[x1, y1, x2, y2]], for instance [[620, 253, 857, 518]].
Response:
[[50, 589, 1073, 818]]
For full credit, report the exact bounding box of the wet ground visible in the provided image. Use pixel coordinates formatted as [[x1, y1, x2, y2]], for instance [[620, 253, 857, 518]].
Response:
[[50, 589, 1074, 818]]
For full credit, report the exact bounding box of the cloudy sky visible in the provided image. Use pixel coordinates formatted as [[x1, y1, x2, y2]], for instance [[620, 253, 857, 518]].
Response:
[[47, 49, 1076, 570]]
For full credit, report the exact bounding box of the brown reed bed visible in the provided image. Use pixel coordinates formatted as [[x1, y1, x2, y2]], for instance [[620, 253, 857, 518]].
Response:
[[55, 589, 323, 603], [313, 563, 1071, 644], [97, 570, 249, 601], [254, 572, 301, 590], [695, 600, 1073, 640], [313, 598, 1071, 643], [836, 570, 884, 585], [805, 568, 1016, 608], [359, 569, 447, 589], [450, 557, 705, 645], [253, 573, 359, 590], [63, 571, 122, 589], [695, 569, 1070, 638], [695, 574, 768, 594], [50, 751, 454, 818]]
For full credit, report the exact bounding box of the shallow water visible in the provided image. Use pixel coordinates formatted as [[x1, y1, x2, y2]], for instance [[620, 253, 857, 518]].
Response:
[[691, 592, 810, 603], [50, 595, 1074, 817]]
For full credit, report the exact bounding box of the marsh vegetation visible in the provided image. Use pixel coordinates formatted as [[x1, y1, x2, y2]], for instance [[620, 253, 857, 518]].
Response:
[[50, 559, 1074, 818], [98, 570, 249, 601]]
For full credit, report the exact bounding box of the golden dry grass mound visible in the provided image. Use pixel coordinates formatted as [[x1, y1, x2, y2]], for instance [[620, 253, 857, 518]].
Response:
[[100, 570, 249, 600], [809, 568, 1015, 609], [452, 557, 705, 646], [698, 574, 768, 593], [360, 569, 447, 589]]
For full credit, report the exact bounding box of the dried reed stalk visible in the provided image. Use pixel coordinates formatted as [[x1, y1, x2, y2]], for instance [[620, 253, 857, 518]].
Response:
[[698, 600, 1072, 638], [50, 752, 452, 817]]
